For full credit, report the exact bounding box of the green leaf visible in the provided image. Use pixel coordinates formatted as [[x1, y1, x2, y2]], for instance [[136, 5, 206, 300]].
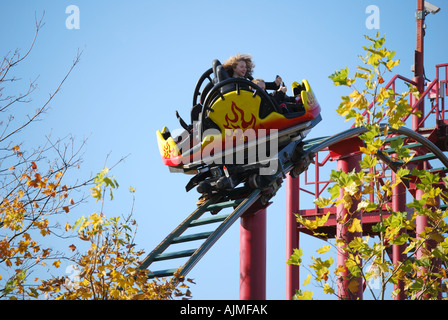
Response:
[[72, 216, 85, 230], [287, 248, 303, 266], [391, 233, 409, 245], [329, 67, 352, 86], [387, 50, 397, 60], [328, 184, 341, 200], [396, 167, 410, 179], [409, 279, 424, 293], [372, 222, 385, 233], [360, 130, 377, 144], [415, 258, 432, 267], [360, 155, 377, 169]]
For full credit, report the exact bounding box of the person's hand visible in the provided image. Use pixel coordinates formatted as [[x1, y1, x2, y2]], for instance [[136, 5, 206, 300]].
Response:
[[275, 76, 283, 87], [278, 86, 287, 93]]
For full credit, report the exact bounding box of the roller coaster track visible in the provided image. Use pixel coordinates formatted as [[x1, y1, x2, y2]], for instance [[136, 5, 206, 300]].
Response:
[[138, 187, 263, 279], [302, 124, 448, 199], [304, 125, 448, 168]]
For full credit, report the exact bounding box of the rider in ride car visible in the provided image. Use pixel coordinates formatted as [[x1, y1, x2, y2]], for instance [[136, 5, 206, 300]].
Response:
[[252, 78, 303, 114], [221, 53, 282, 90]]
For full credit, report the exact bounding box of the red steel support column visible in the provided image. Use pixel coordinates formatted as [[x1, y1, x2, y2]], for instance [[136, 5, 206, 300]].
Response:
[[415, 0, 425, 89], [415, 162, 441, 299], [413, 0, 425, 129], [414, 0, 430, 298], [286, 175, 300, 300], [392, 171, 407, 300], [336, 154, 363, 300], [415, 187, 428, 297], [240, 208, 267, 300]]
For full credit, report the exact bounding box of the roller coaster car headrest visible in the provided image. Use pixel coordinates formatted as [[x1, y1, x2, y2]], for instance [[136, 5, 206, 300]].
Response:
[[292, 81, 304, 96]]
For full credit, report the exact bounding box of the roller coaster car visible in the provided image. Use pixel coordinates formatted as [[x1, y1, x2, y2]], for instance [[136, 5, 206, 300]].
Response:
[[156, 60, 321, 193]]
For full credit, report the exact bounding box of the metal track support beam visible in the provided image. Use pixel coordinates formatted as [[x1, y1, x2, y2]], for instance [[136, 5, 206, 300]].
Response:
[[336, 154, 363, 300], [286, 175, 300, 300], [392, 171, 407, 300], [239, 207, 267, 300]]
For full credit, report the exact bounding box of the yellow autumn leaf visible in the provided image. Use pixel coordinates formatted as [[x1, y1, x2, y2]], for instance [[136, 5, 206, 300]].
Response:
[[296, 212, 330, 230], [361, 185, 374, 195], [316, 245, 331, 254], [53, 260, 61, 268], [349, 90, 368, 110], [342, 193, 353, 209], [90, 213, 104, 230], [302, 274, 312, 287], [344, 181, 359, 196], [314, 196, 334, 208], [294, 290, 313, 300], [90, 186, 101, 201], [348, 218, 363, 233], [359, 144, 378, 155], [374, 261, 390, 273], [386, 59, 400, 70], [323, 283, 335, 294], [381, 180, 393, 197]]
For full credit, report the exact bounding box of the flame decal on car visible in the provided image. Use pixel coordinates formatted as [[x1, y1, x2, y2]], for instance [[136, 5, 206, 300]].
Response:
[[163, 142, 175, 159], [223, 101, 256, 130]]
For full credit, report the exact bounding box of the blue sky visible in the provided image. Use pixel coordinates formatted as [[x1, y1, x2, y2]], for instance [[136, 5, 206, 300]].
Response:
[[1, 0, 447, 300]]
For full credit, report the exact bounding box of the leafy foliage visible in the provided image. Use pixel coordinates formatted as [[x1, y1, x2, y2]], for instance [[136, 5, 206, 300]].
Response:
[[289, 33, 448, 300], [0, 16, 87, 299], [37, 170, 193, 300], [0, 18, 192, 300]]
